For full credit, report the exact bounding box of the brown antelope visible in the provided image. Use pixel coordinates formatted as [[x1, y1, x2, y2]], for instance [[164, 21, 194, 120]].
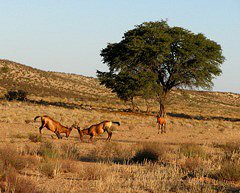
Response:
[[76, 121, 120, 142], [34, 115, 75, 139], [156, 116, 167, 134]]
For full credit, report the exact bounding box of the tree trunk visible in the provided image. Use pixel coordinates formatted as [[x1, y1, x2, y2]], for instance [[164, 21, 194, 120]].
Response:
[[159, 101, 165, 117], [145, 99, 150, 113], [130, 97, 139, 112], [158, 93, 167, 117]]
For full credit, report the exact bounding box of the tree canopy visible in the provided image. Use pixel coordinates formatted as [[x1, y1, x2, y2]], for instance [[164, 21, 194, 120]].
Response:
[[97, 20, 225, 114]]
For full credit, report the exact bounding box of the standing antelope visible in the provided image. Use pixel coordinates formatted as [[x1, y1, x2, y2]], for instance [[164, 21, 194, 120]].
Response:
[[156, 116, 167, 134], [76, 121, 120, 142], [34, 115, 75, 139]]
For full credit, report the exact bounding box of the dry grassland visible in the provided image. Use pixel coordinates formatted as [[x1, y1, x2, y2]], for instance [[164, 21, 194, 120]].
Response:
[[0, 60, 240, 192], [0, 99, 240, 193]]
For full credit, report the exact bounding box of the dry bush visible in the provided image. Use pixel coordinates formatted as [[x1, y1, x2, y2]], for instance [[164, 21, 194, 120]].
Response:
[[211, 161, 240, 182], [77, 164, 108, 180], [11, 133, 26, 139], [60, 143, 80, 160], [1, 169, 37, 193], [0, 146, 29, 171], [38, 141, 59, 159], [25, 119, 32, 124], [20, 144, 40, 156], [218, 142, 240, 153], [131, 142, 166, 164], [88, 142, 134, 163], [214, 142, 240, 162], [180, 157, 203, 173], [61, 160, 78, 173], [29, 133, 43, 143], [179, 143, 206, 158], [0, 148, 38, 192], [38, 159, 62, 179], [0, 167, 36, 193]]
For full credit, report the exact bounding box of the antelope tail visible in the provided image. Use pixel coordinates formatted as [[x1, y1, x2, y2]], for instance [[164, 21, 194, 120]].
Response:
[[112, 121, 120, 126], [34, 116, 41, 122]]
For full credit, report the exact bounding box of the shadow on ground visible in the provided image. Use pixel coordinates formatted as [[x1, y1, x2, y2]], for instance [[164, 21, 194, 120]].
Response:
[[1, 98, 240, 123]]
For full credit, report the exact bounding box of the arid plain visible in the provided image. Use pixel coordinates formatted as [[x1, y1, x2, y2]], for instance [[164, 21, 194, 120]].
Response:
[[0, 60, 240, 192]]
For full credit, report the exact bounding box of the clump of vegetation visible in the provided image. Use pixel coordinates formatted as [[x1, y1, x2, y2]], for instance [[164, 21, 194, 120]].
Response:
[[179, 143, 206, 158], [0, 146, 28, 171], [20, 144, 40, 156], [214, 142, 240, 161], [221, 142, 240, 154], [180, 157, 203, 173], [211, 161, 240, 182], [5, 90, 28, 101], [0, 167, 37, 193], [11, 133, 26, 139], [88, 142, 133, 163], [38, 160, 62, 179], [61, 160, 78, 173], [0, 145, 38, 192], [60, 143, 80, 160], [28, 133, 43, 143], [0, 65, 10, 73], [131, 142, 166, 164], [78, 164, 108, 180], [38, 141, 59, 159]]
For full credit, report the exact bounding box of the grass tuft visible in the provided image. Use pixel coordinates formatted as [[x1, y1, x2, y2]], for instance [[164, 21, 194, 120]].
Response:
[[211, 161, 240, 182], [179, 143, 206, 158], [28, 133, 43, 143], [131, 142, 166, 164]]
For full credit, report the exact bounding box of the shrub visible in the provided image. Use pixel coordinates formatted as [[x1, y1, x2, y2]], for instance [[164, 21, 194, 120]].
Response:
[[180, 157, 202, 172], [38, 141, 59, 159], [61, 160, 78, 173], [0, 146, 28, 171], [38, 160, 62, 179], [88, 142, 133, 163], [5, 90, 27, 101], [77, 164, 108, 180], [131, 142, 166, 164], [179, 143, 206, 158], [1, 66, 10, 73], [11, 133, 25, 139], [214, 142, 240, 161], [1, 169, 37, 193], [21, 144, 39, 156], [60, 143, 80, 160], [29, 133, 43, 143], [211, 161, 240, 182], [219, 142, 240, 154]]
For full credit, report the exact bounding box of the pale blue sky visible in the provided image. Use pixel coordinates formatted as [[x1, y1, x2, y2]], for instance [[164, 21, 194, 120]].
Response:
[[0, 0, 239, 93]]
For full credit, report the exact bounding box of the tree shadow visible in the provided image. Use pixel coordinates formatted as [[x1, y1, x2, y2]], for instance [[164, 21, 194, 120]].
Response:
[[1, 97, 239, 123], [167, 112, 240, 122]]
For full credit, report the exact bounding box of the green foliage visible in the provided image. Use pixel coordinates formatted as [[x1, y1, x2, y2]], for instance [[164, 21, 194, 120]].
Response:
[[0, 66, 10, 73], [97, 20, 224, 109], [5, 90, 28, 101]]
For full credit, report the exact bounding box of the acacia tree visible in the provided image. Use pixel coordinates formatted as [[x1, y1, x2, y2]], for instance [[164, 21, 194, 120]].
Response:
[[97, 21, 224, 116]]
